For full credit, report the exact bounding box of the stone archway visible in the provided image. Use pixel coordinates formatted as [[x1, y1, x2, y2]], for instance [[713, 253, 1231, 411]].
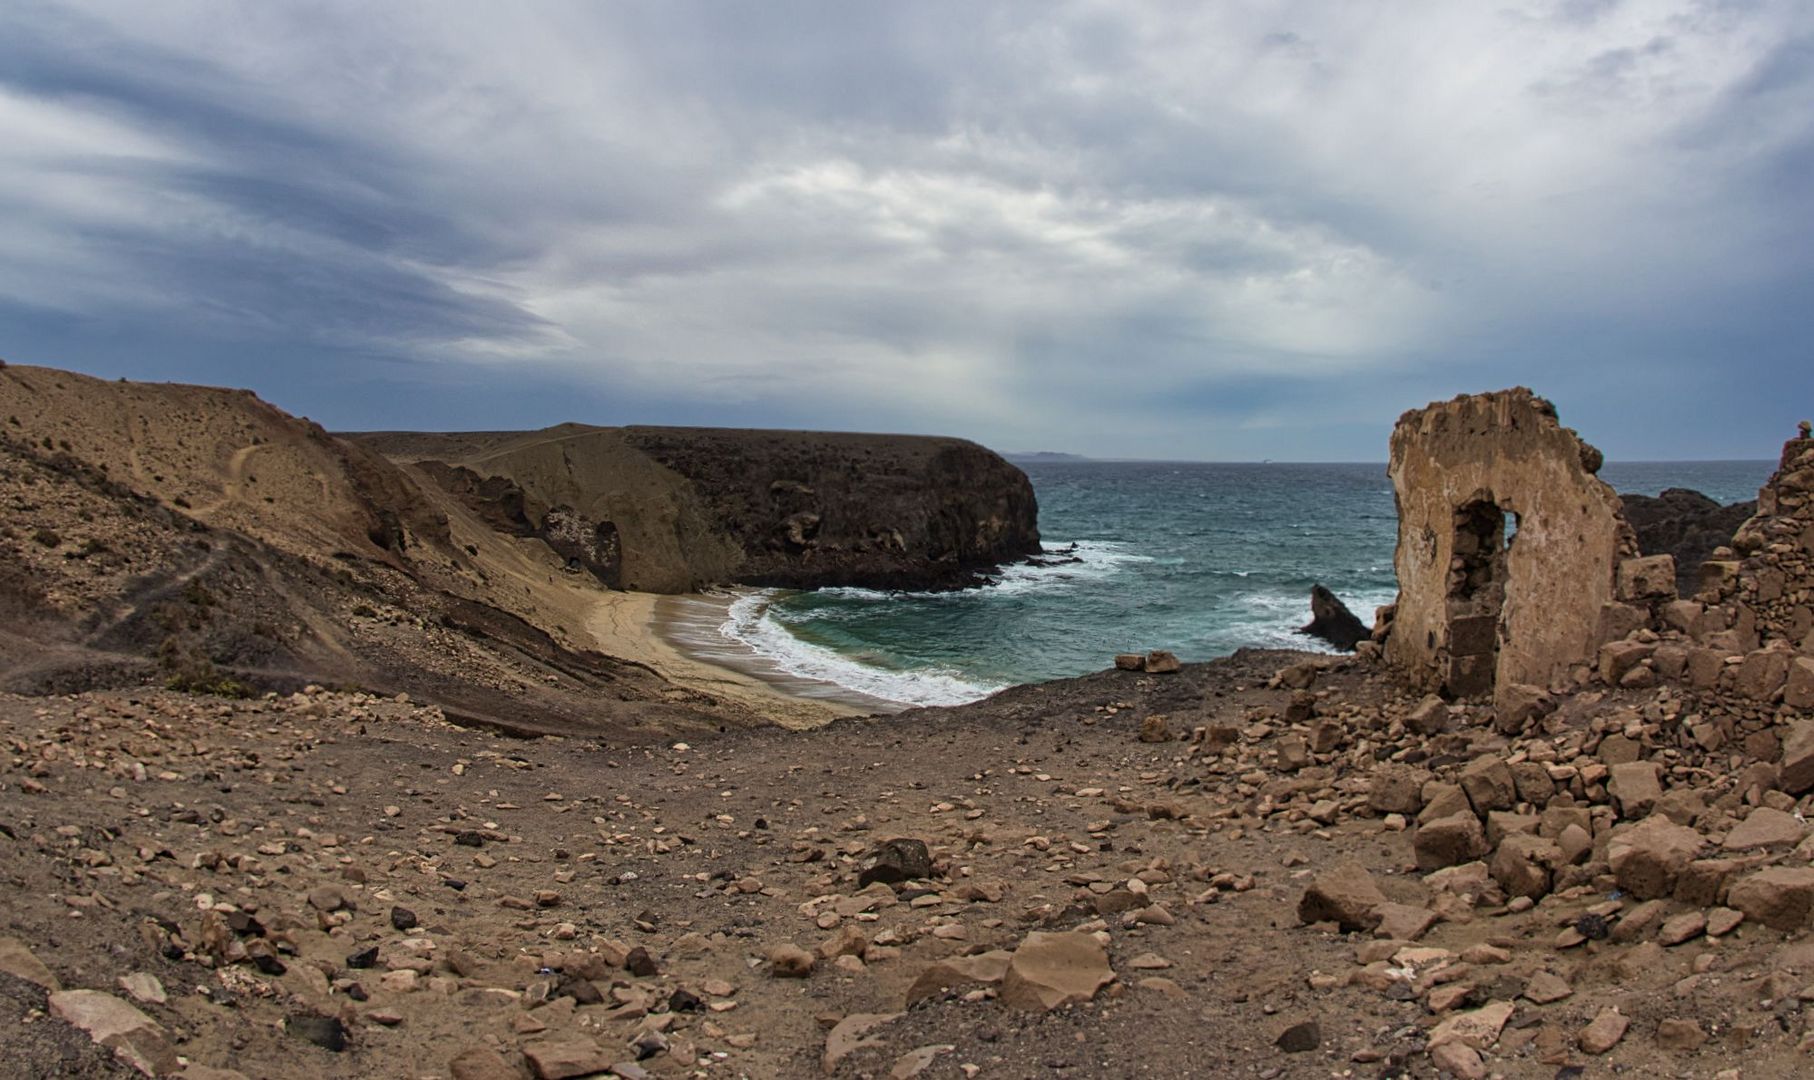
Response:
[[1385, 389, 1638, 699], [1443, 494, 1511, 697]]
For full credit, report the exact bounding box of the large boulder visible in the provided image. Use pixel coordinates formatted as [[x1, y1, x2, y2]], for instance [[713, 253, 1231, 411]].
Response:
[[1415, 812, 1490, 872], [49, 989, 179, 1076], [1781, 721, 1814, 795], [999, 932, 1115, 1010], [857, 838, 933, 888], [1727, 868, 1814, 931], [1299, 585, 1369, 651], [1606, 817, 1705, 900], [1296, 863, 1388, 932]]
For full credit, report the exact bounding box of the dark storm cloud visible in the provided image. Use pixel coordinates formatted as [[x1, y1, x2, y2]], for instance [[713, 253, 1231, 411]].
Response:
[[0, 1, 1811, 459]]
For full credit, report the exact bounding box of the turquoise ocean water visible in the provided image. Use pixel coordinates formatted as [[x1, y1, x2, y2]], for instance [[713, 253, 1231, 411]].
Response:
[[712, 459, 1774, 708]]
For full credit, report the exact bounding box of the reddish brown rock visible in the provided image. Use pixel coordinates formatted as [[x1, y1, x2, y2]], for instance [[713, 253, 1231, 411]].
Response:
[[1780, 721, 1814, 795], [1617, 555, 1677, 601], [1656, 1018, 1706, 1052], [1489, 834, 1560, 900], [1721, 807, 1805, 850], [1415, 812, 1490, 872], [1368, 766, 1426, 815], [1296, 863, 1388, 932], [448, 1045, 520, 1080], [1606, 817, 1705, 900], [904, 951, 1012, 1005], [1608, 761, 1663, 820], [1735, 647, 1791, 701], [1785, 657, 1814, 710], [1579, 1008, 1630, 1054], [999, 932, 1115, 1011], [49, 990, 179, 1076], [522, 1041, 614, 1080], [1726, 867, 1814, 931], [1458, 756, 1516, 814]]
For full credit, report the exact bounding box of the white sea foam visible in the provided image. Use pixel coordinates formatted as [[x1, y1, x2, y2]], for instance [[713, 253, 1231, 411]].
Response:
[[1220, 587, 1398, 653], [813, 539, 1152, 603], [717, 592, 1003, 707]]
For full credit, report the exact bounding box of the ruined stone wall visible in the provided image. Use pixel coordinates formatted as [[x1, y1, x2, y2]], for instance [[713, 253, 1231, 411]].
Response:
[[1384, 389, 1638, 698], [1719, 437, 1814, 649]]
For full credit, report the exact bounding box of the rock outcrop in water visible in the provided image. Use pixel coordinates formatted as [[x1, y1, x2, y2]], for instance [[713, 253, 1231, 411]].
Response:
[[356, 425, 1042, 593], [1299, 584, 1369, 651]]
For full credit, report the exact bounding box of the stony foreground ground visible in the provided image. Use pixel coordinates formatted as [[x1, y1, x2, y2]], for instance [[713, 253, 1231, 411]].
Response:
[[3, 649, 1813, 1079]]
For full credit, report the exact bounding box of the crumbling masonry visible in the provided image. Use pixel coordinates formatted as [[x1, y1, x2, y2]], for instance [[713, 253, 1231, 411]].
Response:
[[1379, 388, 1814, 728], [1381, 389, 1639, 699]]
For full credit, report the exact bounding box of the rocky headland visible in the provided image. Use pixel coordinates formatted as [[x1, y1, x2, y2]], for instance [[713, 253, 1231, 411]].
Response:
[[351, 425, 1040, 594], [2, 369, 1813, 1080]]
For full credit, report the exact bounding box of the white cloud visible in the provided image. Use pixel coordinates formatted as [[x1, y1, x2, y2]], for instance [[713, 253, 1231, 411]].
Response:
[[2, 0, 1811, 455]]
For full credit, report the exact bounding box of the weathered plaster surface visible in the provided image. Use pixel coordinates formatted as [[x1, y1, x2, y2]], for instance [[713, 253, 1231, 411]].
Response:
[[1386, 389, 1636, 696]]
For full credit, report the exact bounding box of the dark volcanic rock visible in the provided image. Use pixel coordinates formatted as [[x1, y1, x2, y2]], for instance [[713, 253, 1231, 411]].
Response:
[[857, 838, 934, 887], [1299, 585, 1369, 651], [286, 1013, 348, 1052], [621, 427, 1041, 592], [1619, 488, 1755, 590], [357, 425, 1041, 593]]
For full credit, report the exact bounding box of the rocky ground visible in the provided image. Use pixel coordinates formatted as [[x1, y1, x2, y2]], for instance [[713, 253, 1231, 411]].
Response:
[[4, 647, 1814, 1079]]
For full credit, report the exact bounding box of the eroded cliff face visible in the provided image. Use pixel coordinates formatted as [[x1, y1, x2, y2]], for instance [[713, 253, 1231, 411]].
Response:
[[357, 425, 1041, 593], [1384, 389, 1637, 698], [621, 426, 1041, 591]]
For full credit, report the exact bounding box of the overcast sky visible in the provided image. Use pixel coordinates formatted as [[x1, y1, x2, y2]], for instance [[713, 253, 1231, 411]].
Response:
[[2, 1, 1810, 460]]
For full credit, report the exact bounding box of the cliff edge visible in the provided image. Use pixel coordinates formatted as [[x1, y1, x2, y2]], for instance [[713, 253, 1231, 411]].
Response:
[[352, 424, 1041, 593]]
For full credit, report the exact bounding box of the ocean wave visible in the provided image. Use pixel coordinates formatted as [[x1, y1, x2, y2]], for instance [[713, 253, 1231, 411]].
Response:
[[811, 539, 1153, 603], [1214, 586, 1398, 654], [718, 592, 1003, 707]]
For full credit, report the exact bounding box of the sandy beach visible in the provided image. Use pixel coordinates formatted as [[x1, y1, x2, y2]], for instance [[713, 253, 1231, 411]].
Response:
[[584, 588, 892, 730]]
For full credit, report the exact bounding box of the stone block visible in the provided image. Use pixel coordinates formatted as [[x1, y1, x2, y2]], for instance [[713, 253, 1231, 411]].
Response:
[[1296, 863, 1388, 932], [1690, 604, 1731, 640], [1606, 817, 1705, 900], [1485, 811, 1540, 848], [1617, 555, 1676, 601], [1418, 782, 1472, 824], [1598, 640, 1655, 685], [1407, 695, 1450, 735], [1651, 643, 1689, 681], [1784, 656, 1814, 710], [1367, 766, 1425, 816], [1489, 834, 1560, 900], [1735, 648, 1791, 702], [1660, 599, 1703, 635], [1508, 762, 1556, 806], [1607, 762, 1662, 820], [1492, 683, 1554, 735], [1415, 811, 1490, 872], [1673, 859, 1741, 908], [1597, 602, 1649, 646], [1448, 615, 1498, 657], [1726, 867, 1814, 931], [1458, 756, 1516, 814], [1721, 807, 1805, 850], [1684, 648, 1728, 690], [1696, 560, 1740, 600], [1445, 654, 1495, 699], [1780, 721, 1814, 795]]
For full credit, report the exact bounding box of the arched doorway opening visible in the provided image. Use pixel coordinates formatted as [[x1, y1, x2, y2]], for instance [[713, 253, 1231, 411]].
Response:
[[1444, 494, 1514, 697]]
